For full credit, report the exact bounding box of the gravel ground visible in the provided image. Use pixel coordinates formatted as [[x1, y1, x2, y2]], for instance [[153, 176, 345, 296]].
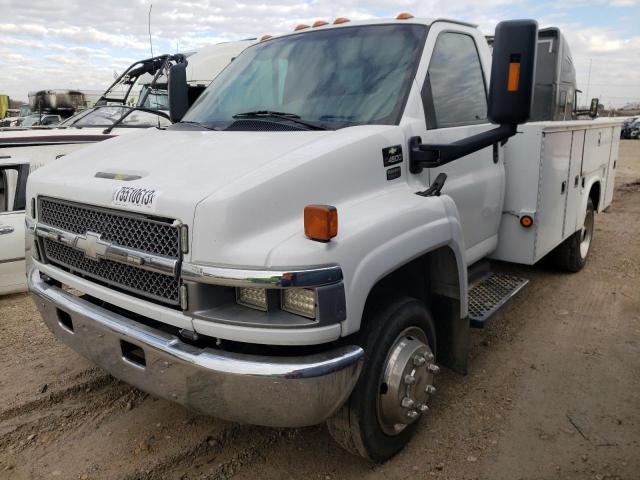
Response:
[[1, 141, 638, 480]]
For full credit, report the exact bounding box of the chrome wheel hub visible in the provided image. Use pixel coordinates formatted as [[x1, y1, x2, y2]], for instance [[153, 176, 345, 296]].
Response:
[[377, 327, 438, 435], [580, 207, 594, 259]]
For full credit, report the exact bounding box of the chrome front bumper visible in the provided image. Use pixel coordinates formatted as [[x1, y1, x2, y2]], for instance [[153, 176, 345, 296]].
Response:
[[28, 267, 364, 427]]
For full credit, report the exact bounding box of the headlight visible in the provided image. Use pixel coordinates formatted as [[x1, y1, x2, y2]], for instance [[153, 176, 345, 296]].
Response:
[[281, 288, 317, 318], [236, 287, 268, 311]]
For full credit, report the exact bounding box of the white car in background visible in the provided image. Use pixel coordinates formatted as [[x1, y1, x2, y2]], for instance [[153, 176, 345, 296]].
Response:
[[0, 40, 253, 294]]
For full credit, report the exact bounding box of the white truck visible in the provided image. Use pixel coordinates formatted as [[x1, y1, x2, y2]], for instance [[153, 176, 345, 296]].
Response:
[[0, 41, 252, 294], [25, 17, 621, 461]]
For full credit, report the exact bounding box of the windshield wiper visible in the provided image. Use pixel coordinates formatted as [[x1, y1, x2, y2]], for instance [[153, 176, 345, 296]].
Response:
[[232, 110, 327, 130]]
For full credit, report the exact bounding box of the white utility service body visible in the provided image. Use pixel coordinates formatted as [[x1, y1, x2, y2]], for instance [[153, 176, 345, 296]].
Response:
[[0, 41, 251, 294], [492, 119, 620, 264], [25, 17, 621, 460]]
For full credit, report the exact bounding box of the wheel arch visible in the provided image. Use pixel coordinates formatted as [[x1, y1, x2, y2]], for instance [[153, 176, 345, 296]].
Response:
[[357, 243, 470, 374], [588, 180, 601, 212]]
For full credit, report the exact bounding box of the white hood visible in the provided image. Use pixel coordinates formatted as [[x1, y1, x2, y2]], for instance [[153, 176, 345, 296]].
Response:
[[28, 124, 406, 264]]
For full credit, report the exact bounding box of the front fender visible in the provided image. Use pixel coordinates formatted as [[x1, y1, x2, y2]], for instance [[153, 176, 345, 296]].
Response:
[[267, 188, 467, 338]]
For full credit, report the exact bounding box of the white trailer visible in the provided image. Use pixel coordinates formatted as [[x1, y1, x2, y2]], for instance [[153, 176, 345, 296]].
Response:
[[25, 16, 622, 461]]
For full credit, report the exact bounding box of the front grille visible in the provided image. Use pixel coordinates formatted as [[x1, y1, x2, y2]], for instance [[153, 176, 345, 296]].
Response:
[[39, 197, 180, 257], [43, 239, 180, 305], [38, 197, 182, 307]]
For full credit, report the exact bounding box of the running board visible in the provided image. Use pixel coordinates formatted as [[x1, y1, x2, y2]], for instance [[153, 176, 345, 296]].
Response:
[[468, 272, 529, 328]]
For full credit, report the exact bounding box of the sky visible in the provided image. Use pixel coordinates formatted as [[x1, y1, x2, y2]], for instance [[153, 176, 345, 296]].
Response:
[[1, 0, 639, 108]]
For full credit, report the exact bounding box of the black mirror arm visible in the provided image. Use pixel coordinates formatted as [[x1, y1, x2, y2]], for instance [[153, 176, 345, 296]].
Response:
[[409, 124, 517, 174]]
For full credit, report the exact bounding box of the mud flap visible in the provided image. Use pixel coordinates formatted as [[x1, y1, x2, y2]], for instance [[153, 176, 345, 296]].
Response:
[[432, 294, 470, 375]]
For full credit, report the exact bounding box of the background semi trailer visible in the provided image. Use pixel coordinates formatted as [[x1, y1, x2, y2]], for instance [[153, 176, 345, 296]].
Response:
[[25, 16, 621, 461]]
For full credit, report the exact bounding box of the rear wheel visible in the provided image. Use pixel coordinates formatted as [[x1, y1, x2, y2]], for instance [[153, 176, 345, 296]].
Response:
[[555, 198, 595, 272], [326, 296, 438, 461]]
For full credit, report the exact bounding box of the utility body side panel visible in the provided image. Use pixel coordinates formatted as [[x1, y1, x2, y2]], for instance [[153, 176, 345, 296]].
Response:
[[490, 120, 621, 265]]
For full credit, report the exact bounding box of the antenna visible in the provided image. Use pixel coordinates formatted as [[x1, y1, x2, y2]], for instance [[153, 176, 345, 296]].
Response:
[[148, 4, 154, 58]]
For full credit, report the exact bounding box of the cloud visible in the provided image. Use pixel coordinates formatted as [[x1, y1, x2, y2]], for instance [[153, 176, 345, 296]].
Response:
[[0, 0, 638, 107]]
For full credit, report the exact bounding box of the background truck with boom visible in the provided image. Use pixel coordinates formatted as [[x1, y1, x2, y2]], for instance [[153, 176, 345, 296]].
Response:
[[25, 16, 621, 461]]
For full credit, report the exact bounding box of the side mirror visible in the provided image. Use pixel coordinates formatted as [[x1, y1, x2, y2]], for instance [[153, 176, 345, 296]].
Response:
[[168, 62, 189, 123], [488, 19, 538, 125], [409, 19, 538, 175], [589, 98, 599, 118]]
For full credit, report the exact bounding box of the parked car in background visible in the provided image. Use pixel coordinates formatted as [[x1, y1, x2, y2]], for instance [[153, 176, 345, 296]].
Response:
[[620, 117, 640, 139]]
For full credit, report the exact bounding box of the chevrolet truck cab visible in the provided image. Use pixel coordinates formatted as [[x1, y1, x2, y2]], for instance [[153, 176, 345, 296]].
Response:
[[26, 16, 620, 460]]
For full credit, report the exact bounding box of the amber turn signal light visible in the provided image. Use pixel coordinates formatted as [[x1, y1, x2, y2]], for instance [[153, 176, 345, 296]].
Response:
[[304, 205, 338, 242], [520, 215, 533, 228]]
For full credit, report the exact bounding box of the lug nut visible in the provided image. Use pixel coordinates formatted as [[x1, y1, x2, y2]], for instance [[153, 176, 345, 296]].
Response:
[[401, 397, 415, 409], [425, 385, 437, 394], [427, 364, 440, 374], [404, 374, 416, 385], [407, 410, 419, 420], [418, 403, 429, 413], [413, 355, 426, 366], [423, 351, 435, 362]]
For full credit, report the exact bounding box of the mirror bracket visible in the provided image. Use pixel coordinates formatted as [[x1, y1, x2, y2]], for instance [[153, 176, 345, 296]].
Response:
[[409, 124, 517, 174]]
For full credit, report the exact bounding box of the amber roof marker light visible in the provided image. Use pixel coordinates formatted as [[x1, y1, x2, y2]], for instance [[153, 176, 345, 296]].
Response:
[[294, 24, 310, 31], [312, 20, 329, 27], [304, 205, 338, 242], [333, 18, 350, 24], [260, 34, 272, 42], [396, 12, 415, 20]]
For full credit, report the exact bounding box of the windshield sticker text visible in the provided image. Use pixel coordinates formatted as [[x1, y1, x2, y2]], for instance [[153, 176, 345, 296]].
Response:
[[112, 187, 158, 210]]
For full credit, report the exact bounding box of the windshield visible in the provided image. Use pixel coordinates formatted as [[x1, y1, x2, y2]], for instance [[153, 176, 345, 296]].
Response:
[[137, 86, 169, 110], [183, 24, 427, 130]]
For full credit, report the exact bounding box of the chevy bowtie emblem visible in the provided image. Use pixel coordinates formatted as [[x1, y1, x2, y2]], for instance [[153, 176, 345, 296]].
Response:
[[388, 147, 397, 155], [75, 232, 110, 261]]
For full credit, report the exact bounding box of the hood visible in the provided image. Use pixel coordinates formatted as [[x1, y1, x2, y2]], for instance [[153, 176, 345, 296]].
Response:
[[28, 124, 407, 264]]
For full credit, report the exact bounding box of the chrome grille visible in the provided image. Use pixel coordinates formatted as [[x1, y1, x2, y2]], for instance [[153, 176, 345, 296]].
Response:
[[38, 197, 181, 307], [39, 197, 180, 257], [43, 240, 180, 305]]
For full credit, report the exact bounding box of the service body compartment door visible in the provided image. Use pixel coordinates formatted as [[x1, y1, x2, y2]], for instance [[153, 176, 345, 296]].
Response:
[[534, 131, 572, 260], [563, 130, 585, 238], [603, 127, 620, 209]]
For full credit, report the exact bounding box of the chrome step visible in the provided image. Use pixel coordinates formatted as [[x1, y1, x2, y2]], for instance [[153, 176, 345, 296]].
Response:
[[468, 272, 529, 327]]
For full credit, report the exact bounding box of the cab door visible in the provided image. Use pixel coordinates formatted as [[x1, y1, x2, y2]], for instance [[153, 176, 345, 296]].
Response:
[[0, 162, 29, 294], [413, 25, 504, 264]]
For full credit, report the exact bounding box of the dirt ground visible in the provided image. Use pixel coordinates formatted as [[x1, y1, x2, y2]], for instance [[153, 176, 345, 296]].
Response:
[[1, 141, 639, 480]]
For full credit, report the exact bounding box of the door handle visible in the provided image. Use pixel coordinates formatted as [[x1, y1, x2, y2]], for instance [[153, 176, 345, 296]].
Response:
[[561, 181, 567, 195], [0, 225, 15, 235]]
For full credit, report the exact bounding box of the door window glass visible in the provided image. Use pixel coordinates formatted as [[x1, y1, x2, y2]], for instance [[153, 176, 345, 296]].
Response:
[[425, 32, 488, 127]]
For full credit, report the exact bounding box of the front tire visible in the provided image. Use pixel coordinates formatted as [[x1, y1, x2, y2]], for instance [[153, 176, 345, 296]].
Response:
[[326, 296, 438, 461], [555, 198, 595, 272]]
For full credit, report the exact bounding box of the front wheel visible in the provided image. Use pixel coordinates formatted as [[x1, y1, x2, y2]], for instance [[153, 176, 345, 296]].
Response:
[[326, 296, 438, 461], [555, 198, 595, 272]]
